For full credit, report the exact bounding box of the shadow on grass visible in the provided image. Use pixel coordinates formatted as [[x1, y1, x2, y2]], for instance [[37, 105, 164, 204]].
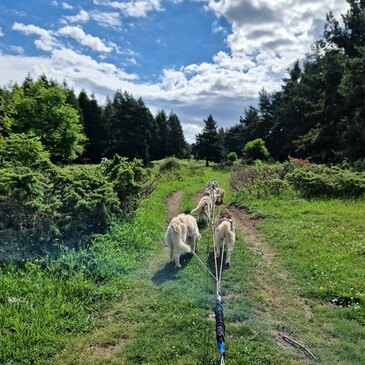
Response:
[[206, 251, 230, 278], [152, 253, 193, 285]]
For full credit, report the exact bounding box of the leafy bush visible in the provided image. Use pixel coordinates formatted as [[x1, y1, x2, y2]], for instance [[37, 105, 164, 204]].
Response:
[[288, 165, 365, 198], [0, 137, 150, 261], [158, 157, 181, 173], [230, 163, 292, 198], [242, 138, 270, 162], [227, 151, 238, 162]]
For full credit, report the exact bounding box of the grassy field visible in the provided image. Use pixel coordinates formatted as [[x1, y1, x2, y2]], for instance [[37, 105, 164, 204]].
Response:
[[234, 192, 365, 364], [1, 160, 364, 364]]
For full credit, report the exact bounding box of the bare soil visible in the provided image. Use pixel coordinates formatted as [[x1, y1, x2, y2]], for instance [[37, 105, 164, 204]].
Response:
[[165, 190, 184, 224]]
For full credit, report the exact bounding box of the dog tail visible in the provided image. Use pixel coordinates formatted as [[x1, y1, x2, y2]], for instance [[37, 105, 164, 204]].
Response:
[[191, 200, 208, 215]]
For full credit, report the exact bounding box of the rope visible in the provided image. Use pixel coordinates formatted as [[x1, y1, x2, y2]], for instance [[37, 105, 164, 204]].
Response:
[[218, 239, 225, 285], [190, 250, 217, 281]]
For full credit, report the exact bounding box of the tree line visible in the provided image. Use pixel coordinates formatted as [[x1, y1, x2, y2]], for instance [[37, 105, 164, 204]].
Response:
[[0, 75, 188, 164], [1, 1, 364, 167], [194, 0, 365, 165]]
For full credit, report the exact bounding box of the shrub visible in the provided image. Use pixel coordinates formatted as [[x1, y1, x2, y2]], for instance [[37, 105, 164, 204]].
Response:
[[230, 163, 292, 198], [158, 157, 181, 173], [227, 151, 238, 162], [288, 165, 365, 198], [242, 138, 270, 162], [0, 142, 150, 260]]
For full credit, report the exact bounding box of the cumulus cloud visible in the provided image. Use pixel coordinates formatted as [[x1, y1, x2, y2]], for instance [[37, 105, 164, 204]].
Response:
[[0, 27, 4, 37], [90, 11, 121, 27], [182, 123, 202, 143], [63, 10, 90, 23], [12, 22, 60, 51], [4, 0, 351, 131], [51, 1, 58, 6], [58, 26, 113, 52], [62, 2, 73, 9], [94, 0, 163, 17]]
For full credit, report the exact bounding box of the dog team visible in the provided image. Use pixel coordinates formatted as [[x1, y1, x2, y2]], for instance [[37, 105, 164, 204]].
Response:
[[165, 181, 236, 268]]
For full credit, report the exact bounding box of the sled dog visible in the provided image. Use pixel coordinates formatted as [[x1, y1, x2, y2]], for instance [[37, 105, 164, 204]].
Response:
[[214, 210, 236, 266], [177, 213, 201, 252], [191, 195, 213, 225], [165, 216, 192, 268]]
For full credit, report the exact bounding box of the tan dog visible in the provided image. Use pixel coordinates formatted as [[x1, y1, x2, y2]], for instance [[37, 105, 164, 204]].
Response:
[[214, 210, 235, 266], [165, 216, 192, 268], [215, 187, 225, 205], [177, 214, 201, 252], [191, 195, 213, 225]]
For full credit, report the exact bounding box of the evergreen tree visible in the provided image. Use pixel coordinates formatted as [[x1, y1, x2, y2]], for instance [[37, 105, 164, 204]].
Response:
[[151, 110, 169, 160], [167, 112, 186, 158], [78, 91, 103, 163], [194, 115, 222, 166], [110, 92, 153, 163]]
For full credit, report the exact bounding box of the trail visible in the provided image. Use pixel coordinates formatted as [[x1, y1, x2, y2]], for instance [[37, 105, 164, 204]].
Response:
[[193, 190, 315, 361], [165, 190, 184, 225], [54, 185, 317, 364]]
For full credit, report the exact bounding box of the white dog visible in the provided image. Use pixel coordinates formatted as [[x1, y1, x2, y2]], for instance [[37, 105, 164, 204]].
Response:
[[177, 213, 201, 252], [165, 216, 192, 268], [191, 195, 213, 225], [214, 210, 235, 266], [215, 187, 225, 205]]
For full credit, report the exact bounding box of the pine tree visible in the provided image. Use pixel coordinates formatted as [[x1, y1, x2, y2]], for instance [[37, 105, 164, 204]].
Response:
[[194, 115, 222, 166], [167, 112, 186, 158]]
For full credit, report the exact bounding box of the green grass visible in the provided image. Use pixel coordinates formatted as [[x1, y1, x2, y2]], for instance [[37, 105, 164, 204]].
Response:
[[234, 192, 365, 364], [3, 159, 364, 364], [53, 164, 289, 365]]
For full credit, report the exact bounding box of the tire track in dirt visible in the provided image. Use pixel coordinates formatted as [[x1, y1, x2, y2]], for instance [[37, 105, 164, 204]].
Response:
[[229, 205, 313, 321], [166, 190, 184, 224]]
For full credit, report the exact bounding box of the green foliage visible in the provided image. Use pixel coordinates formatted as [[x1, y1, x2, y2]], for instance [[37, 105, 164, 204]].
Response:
[[0, 132, 52, 169], [227, 151, 238, 162], [194, 114, 223, 166], [101, 154, 150, 210], [230, 164, 291, 198], [11, 78, 87, 162], [0, 147, 150, 260], [242, 138, 270, 162], [288, 164, 365, 198], [158, 157, 181, 173]]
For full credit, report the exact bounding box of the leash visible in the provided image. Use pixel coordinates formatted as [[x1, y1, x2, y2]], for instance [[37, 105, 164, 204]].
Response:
[[211, 197, 226, 364], [190, 250, 217, 281]]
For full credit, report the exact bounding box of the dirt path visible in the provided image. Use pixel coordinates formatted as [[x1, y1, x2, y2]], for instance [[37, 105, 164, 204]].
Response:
[[165, 190, 184, 224], [191, 189, 315, 358]]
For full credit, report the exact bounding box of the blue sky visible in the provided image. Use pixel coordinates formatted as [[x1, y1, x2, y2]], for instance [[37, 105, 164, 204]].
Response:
[[0, 0, 348, 142]]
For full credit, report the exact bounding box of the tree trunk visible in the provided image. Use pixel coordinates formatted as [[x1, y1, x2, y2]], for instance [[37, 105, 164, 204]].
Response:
[[205, 159, 209, 167]]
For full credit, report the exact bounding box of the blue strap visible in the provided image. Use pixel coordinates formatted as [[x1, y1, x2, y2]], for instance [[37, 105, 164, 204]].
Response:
[[217, 340, 225, 356]]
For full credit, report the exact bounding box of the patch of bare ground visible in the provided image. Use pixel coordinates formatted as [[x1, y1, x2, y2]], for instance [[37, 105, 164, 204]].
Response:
[[166, 190, 184, 224], [88, 338, 128, 354]]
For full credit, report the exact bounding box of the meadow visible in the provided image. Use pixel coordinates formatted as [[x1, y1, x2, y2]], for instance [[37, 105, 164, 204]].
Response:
[[0, 160, 364, 364]]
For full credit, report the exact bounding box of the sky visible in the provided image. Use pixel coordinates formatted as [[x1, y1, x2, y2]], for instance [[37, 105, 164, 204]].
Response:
[[0, 0, 348, 143]]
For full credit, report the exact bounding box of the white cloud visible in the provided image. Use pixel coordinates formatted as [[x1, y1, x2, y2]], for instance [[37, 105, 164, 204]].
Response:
[[51, 1, 59, 6], [3, 1, 351, 131], [182, 123, 203, 144], [63, 10, 90, 23], [12, 22, 60, 51], [0, 27, 4, 37], [62, 2, 73, 9], [94, 0, 163, 17], [10, 45, 25, 54], [58, 26, 113, 52], [90, 10, 121, 27]]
